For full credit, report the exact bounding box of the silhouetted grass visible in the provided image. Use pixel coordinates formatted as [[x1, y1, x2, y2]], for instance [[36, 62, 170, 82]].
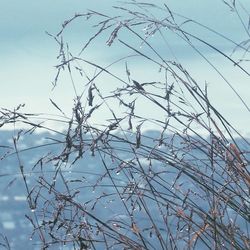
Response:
[[1, 1, 250, 249]]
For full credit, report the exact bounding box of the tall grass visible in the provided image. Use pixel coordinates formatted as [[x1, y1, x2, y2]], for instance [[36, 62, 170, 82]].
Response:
[[1, 1, 250, 249]]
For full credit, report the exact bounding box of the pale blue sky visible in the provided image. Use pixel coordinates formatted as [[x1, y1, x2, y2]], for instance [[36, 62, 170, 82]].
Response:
[[1, 0, 250, 134]]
